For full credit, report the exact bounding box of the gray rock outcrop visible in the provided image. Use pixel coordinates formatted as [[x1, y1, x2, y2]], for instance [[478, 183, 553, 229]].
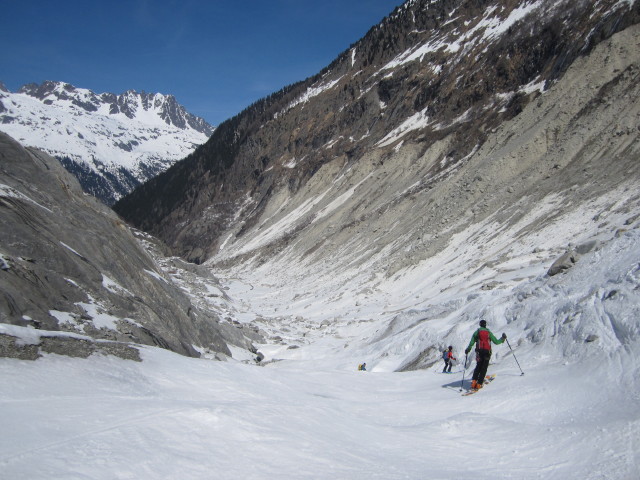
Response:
[[0, 132, 245, 360], [548, 250, 578, 276]]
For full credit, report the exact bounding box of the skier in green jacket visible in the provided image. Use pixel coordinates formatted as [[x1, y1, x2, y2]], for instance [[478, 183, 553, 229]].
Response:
[[465, 320, 506, 390]]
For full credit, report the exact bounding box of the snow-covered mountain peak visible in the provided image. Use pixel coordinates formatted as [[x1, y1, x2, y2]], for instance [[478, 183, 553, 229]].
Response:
[[14, 80, 210, 132], [0, 80, 215, 204]]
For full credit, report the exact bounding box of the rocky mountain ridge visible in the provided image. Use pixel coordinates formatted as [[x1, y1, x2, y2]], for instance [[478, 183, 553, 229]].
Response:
[[114, 0, 640, 268], [0, 81, 214, 205]]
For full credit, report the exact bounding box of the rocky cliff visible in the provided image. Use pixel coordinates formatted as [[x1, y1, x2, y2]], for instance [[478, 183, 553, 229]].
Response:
[[0, 132, 256, 360]]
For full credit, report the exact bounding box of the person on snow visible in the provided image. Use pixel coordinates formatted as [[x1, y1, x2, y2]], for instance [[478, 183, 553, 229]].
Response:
[[442, 346, 456, 373], [358, 362, 367, 371], [465, 320, 506, 390]]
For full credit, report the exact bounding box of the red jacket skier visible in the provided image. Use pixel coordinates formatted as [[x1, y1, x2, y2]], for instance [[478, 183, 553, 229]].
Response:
[[465, 320, 506, 390]]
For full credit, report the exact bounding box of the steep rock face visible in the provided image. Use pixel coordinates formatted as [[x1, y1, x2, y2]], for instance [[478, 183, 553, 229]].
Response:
[[114, 0, 640, 267], [0, 132, 253, 360], [205, 19, 640, 312], [0, 81, 214, 205]]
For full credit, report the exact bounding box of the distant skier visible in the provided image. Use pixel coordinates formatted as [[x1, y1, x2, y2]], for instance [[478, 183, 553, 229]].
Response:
[[358, 362, 367, 371], [465, 320, 506, 390], [442, 346, 456, 373]]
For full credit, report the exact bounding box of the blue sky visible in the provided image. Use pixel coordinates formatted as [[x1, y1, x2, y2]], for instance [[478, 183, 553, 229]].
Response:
[[1, 1, 404, 125]]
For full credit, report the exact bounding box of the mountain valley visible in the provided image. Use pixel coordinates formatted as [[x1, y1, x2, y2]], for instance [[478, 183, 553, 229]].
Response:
[[1, 1, 640, 478]]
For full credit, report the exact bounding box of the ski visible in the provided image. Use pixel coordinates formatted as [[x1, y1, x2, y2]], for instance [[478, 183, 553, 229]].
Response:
[[462, 374, 496, 396]]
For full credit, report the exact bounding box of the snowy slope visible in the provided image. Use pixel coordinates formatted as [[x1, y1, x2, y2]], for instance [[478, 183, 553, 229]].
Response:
[[0, 81, 213, 204], [1, 227, 639, 479]]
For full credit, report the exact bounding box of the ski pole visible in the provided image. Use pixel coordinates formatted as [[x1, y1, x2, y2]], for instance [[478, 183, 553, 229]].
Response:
[[506, 338, 524, 375], [459, 352, 468, 391]]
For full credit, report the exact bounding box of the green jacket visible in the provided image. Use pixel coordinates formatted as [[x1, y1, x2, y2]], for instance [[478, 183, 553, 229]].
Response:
[[466, 327, 505, 352]]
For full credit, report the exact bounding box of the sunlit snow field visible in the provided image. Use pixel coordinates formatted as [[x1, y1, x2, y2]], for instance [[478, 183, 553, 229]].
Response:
[[1, 339, 637, 479], [2, 227, 639, 479]]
